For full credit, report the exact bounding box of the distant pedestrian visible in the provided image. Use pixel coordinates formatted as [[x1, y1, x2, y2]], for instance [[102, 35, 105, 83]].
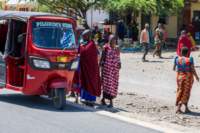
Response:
[[117, 20, 126, 41], [187, 32, 197, 50], [132, 21, 139, 43], [100, 35, 121, 108], [177, 30, 192, 57], [155, 23, 165, 57], [173, 47, 199, 114], [103, 28, 111, 44], [153, 29, 162, 58], [140, 23, 150, 62]]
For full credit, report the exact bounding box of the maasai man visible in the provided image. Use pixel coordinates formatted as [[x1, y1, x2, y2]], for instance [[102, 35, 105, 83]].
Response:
[[79, 30, 101, 106], [100, 35, 121, 108], [173, 47, 199, 114], [177, 30, 192, 57]]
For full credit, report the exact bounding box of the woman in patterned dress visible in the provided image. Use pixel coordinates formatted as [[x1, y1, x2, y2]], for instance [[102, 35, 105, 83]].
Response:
[[100, 35, 121, 108], [173, 47, 199, 114]]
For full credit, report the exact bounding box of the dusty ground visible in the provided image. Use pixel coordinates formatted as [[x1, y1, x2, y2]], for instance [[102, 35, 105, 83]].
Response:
[[113, 50, 200, 132], [68, 49, 200, 132]]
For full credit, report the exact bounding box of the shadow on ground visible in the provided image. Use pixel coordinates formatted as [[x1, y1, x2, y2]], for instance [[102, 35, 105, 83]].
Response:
[[144, 60, 164, 63], [186, 111, 200, 117], [0, 93, 125, 114], [0, 94, 92, 112]]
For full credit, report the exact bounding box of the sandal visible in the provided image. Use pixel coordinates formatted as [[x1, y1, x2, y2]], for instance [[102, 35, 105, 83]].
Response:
[[101, 99, 107, 106]]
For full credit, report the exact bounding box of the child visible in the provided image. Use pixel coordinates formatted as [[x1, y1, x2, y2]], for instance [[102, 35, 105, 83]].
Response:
[[173, 47, 199, 114]]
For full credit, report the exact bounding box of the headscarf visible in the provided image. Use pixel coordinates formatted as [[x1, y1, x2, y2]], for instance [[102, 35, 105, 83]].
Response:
[[80, 29, 91, 45], [108, 34, 116, 45]]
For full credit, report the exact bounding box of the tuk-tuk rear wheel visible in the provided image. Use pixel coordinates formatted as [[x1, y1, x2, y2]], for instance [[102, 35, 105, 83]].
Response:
[[52, 88, 66, 110]]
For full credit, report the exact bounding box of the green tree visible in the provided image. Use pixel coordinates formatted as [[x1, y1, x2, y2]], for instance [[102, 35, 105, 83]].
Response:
[[104, 0, 184, 16], [156, 0, 184, 16], [0, 1, 2, 10], [37, 4, 51, 12], [32, 0, 102, 28], [17, 0, 103, 28]]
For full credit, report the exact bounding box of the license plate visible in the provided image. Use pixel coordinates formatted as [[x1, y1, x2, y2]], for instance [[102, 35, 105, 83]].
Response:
[[57, 56, 68, 63]]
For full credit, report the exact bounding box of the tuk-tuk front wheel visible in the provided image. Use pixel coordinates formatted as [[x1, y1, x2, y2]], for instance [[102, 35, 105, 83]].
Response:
[[52, 88, 66, 110]]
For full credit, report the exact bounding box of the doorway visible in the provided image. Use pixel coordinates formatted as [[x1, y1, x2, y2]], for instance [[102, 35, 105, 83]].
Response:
[[3, 19, 27, 87], [0, 20, 8, 87]]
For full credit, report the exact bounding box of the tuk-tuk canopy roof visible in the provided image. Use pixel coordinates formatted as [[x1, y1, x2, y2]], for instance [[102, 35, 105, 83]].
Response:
[[0, 11, 64, 22]]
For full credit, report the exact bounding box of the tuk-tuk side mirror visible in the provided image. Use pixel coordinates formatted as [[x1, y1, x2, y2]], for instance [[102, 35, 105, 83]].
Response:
[[17, 33, 26, 44]]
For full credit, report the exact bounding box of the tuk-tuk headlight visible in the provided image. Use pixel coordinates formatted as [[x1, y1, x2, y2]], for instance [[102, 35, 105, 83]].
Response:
[[71, 60, 79, 70], [33, 59, 50, 69]]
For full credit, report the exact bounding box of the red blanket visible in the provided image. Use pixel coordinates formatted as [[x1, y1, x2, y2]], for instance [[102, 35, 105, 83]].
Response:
[[79, 41, 101, 96]]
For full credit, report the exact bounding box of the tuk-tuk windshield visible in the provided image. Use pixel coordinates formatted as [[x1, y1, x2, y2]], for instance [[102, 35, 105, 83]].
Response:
[[32, 21, 77, 49]]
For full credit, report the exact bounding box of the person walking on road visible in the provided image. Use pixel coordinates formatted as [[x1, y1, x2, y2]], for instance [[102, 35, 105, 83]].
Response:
[[177, 30, 192, 57], [173, 47, 199, 114], [155, 23, 165, 58], [100, 35, 121, 108], [140, 23, 150, 62], [153, 29, 162, 58]]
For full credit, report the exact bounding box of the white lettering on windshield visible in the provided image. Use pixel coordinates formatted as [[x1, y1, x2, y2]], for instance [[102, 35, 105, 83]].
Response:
[[35, 22, 73, 28]]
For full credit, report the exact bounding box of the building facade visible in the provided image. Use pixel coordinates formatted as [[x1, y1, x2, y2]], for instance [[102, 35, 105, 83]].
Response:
[[0, 0, 37, 11], [150, 0, 200, 39]]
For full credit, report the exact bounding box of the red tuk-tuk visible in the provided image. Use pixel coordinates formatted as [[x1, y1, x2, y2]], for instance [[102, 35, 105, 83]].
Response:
[[0, 11, 79, 109]]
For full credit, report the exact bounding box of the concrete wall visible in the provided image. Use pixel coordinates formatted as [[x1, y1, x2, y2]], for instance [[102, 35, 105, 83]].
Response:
[[151, 15, 178, 39], [191, 2, 200, 19], [86, 8, 109, 28]]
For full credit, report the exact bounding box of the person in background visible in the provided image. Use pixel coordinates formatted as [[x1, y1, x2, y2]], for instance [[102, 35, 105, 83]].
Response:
[[155, 23, 165, 57], [162, 25, 168, 50], [173, 47, 199, 114], [128, 21, 139, 44], [92, 26, 98, 34], [187, 32, 197, 50], [79, 30, 101, 106], [117, 20, 126, 42], [92, 26, 98, 39], [103, 28, 111, 44], [187, 23, 195, 38], [100, 35, 121, 108], [153, 29, 162, 58], [140, 23, 150, 62], [177, 30, 192, 57], [132, 21, 139, 43]]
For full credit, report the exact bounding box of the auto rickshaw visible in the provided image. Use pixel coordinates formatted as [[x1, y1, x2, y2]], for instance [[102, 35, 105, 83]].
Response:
[[0, 11, 79, 109]]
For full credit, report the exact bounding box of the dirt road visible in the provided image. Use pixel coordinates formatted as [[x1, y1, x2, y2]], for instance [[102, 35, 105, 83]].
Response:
[[113, 50, 200, 132]]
